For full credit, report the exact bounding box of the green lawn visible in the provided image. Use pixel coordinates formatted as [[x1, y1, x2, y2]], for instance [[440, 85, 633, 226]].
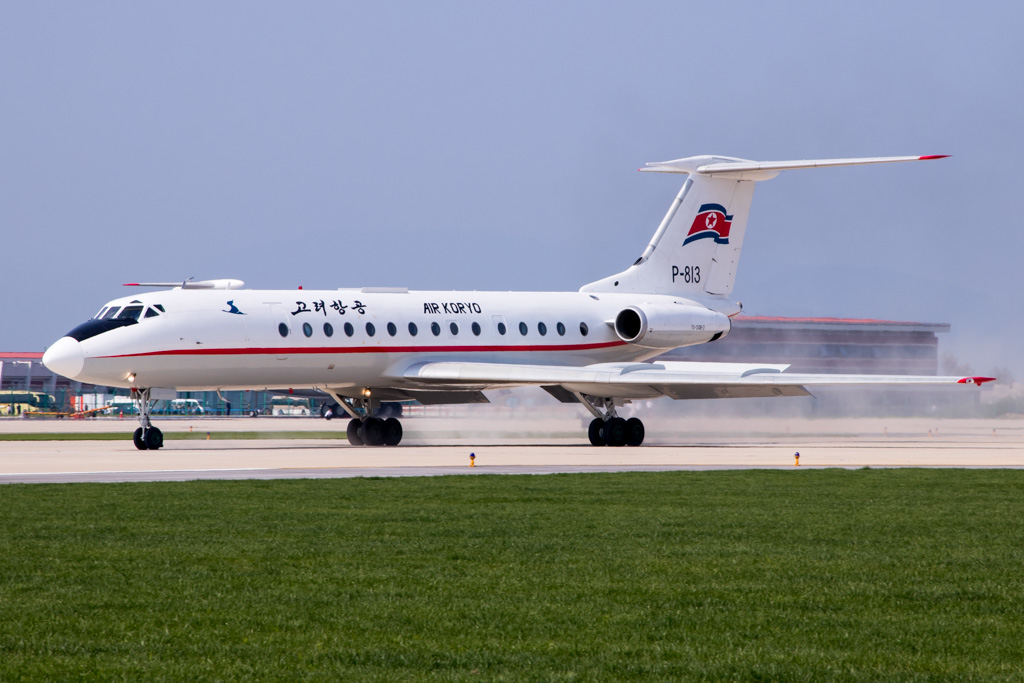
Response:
[[2, 470, 1023, 680]]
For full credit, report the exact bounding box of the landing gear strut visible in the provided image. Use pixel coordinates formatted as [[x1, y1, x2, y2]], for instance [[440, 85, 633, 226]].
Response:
[[330, 395, 404, 447], [577, 395, 644, 447], [130, 387, 163, 450]]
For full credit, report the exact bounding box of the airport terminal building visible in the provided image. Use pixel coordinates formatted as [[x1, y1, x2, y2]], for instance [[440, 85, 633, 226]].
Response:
[[661, 315, 949, 375]]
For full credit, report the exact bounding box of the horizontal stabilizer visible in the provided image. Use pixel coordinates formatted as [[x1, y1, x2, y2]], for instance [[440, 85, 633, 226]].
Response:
[[641, 154, 949, 180]]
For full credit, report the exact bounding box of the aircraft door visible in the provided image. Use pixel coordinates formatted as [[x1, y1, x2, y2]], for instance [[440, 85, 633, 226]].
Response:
[[491, 315, 507, 338]]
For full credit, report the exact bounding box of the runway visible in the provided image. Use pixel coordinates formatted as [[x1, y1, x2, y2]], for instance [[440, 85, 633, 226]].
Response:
[[1, 414, 1021, 484]]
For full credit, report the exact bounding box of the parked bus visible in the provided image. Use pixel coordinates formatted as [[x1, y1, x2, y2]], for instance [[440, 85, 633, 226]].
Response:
[[0, 391, 56, 415]]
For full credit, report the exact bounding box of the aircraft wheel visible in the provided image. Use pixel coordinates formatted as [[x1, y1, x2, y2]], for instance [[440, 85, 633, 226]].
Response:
[[588, 418, 607, 446], [133, 427, 148, 450], [360, 417, 384, 446], [383, 417, 403, 446], [346, 418, 364, 446], [625, 417, 645, 447], [145, 426, 164, 450], [606, 417, 627, 447]]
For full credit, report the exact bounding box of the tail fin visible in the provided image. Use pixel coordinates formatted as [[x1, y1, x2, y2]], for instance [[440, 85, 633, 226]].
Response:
[[580, 154, 948, 299]]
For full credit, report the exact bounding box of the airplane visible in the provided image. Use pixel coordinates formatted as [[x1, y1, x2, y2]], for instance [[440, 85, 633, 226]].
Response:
[[42, 153, 994, 450]]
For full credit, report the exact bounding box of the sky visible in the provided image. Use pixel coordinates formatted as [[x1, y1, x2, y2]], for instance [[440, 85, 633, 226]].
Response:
[[2, 1, 1021, 378]]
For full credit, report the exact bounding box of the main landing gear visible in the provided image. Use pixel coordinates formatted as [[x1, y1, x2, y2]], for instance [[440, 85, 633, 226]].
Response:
[[130, 387, 164, 450], [332, 397, 404, 447], [578, 395, 645, 447]]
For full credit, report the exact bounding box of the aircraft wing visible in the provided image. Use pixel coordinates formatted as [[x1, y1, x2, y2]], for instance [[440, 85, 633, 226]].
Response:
[[389, 360, 993, 401]]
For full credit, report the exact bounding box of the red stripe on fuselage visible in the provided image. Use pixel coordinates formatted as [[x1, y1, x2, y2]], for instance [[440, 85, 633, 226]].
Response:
[[97, 340, 629, 359]]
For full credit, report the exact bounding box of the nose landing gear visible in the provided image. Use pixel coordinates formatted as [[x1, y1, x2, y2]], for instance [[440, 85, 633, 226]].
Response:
[[130, 387, 164, 450]]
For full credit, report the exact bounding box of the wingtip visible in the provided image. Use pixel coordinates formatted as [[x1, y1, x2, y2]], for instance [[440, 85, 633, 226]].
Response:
[[919, 155, 951, 160], [958, 376, 996, 385]]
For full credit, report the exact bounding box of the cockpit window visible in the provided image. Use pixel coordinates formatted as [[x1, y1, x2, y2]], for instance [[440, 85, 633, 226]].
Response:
[[144, 307, 160, 318], [154, 304, 165, 312], [117, 306, 144, 322], [102, 307, 121, 320], [95, 307, 108, 319]]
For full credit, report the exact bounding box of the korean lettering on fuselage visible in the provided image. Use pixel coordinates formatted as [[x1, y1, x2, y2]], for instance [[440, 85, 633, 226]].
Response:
[[292, 300, 367, 316]]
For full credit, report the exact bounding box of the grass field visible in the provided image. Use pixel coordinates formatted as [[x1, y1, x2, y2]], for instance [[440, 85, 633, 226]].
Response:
[[2, 470, 1023, 680]]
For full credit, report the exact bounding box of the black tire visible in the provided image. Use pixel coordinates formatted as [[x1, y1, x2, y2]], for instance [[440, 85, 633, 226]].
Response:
[[145, 426, 164, 450], [346, 418, 364, 446], [133, 427, 148, 450], [382, 418, 403, 446], [606, 417, 627, 447], [588, 418, 607, 446], [250, 410, 258, 418], [625, 417, 645, 447], [360, 417, 384, 446]]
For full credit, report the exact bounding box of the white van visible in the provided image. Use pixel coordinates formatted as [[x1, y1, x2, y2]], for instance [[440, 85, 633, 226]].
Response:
[[169, 398, 205, 415]]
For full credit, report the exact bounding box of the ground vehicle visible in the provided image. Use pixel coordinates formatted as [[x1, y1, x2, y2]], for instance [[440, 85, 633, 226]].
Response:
[[166, 398, 205, 415], [0, 391, 56, 415], [269, 396, 310, 416]]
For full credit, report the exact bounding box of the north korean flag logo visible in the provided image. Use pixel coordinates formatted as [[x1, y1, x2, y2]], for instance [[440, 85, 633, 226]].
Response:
[[683, 203, 733, 246]]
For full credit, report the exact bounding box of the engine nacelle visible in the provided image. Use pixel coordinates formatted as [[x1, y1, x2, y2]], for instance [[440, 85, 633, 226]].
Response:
[[613, 304, 731, 349]]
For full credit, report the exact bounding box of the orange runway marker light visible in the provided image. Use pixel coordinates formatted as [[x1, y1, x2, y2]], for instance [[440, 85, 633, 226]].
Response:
[[206, 432, 210, 441], [469, 453, 476, 468], [794, 452, 800, 467]]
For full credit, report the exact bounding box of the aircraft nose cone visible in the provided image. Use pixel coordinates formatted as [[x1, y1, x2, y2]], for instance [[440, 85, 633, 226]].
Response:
[[43, 337, 85, 379]]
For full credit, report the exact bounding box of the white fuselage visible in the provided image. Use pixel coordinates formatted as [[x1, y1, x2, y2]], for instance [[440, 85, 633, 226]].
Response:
[[60, 288, 733, 394]]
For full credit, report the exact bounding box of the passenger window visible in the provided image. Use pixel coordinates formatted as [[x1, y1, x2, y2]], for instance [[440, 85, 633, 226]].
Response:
[[408, 322, 418, 336], [519, 322, 528, 336], [450, 322, 459, 335], [144, 307, 160, 318], [556, 322, 565, 336], [471, 322, 481, 336], [366, 322, 376, 337], [324, 322, 334, 337], [118, 306, 144, 321], [431, 322, 441, 336], [344, 322, 354, 337], [387, 322, 397, 337], [580, 322, 589, 336], [302, 322, 313, 337], [497, 322, 507, 335], [538, 322, 547, 336], [278, 323, 289, 338]]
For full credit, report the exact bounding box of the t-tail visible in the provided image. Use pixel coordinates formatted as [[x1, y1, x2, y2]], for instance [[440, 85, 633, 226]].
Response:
[[580, 154, 949, 305]]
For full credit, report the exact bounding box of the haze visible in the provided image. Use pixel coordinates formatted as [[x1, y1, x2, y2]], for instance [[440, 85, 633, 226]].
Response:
[[2, 2, 1020, 378]]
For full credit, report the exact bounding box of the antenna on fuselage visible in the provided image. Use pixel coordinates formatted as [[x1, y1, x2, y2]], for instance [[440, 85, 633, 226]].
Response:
[[123, 278, 245, 290]]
